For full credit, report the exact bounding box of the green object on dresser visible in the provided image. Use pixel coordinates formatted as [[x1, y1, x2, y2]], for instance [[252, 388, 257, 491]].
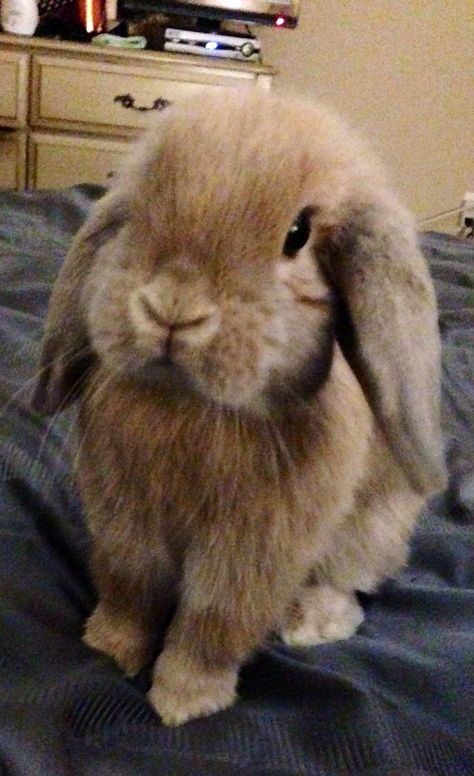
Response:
[[91, 33, 147, 48]]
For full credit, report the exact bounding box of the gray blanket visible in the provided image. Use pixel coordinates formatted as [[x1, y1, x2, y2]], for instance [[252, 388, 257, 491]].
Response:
[[0, 186, 473, 775]]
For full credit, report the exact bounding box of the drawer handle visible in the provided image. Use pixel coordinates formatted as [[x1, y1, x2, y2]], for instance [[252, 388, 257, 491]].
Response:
[[114, 94, 172, 112]]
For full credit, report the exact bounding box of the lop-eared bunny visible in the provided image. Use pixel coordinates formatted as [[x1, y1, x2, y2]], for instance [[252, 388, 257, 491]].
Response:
[[33, 91, 445, 725]]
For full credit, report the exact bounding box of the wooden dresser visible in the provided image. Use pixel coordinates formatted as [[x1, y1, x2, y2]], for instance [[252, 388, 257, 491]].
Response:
[[0, 33, 274, 190]]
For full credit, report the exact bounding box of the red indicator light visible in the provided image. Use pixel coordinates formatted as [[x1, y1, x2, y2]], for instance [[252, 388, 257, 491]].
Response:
[[275, 16, 286, 26]]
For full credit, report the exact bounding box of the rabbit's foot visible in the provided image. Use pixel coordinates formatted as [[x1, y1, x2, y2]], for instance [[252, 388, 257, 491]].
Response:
[[283, 584, 364, 647], [149, 649, 237, 726], [84, 604, 153, 677]]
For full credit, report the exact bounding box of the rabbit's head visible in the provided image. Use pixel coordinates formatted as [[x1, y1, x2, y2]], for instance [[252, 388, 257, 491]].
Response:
[[33, 91, 445, 495], [82, 96, 346, 408]]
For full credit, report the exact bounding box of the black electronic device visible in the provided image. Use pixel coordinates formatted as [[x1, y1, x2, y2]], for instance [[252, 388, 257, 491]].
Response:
[[122, 1, 300, 30]]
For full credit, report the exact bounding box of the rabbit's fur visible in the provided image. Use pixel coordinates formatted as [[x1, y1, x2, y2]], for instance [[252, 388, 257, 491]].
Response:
[[33, 90, 445, 725]]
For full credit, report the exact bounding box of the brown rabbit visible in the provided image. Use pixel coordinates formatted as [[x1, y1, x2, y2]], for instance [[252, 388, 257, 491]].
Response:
[[33, 90, 445, 725]]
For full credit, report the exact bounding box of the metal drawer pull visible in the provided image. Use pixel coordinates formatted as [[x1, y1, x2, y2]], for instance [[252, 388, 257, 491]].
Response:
[[114, 94, 171, 112]]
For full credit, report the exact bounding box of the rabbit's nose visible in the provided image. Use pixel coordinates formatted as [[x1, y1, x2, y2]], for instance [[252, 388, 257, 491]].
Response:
[[140, 296, 213, 333], [129, 288, 220, 351]]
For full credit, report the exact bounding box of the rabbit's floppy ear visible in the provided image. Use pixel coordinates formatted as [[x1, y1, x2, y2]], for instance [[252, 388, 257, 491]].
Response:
[[318, 191, 446, 496], [32, 190, 128, 415]]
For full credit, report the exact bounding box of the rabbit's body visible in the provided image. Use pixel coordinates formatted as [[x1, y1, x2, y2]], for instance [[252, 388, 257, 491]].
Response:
[[79, 350, 367, 621], [34, 91, 444, 725], [79, 346, 421, 723]]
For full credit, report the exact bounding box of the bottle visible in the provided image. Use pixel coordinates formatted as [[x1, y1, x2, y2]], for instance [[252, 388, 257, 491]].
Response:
[[1, 0, 39, 35]]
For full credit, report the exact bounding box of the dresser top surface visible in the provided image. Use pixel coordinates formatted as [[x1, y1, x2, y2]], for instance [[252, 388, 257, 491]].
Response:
[[0, 32, 275, 75]]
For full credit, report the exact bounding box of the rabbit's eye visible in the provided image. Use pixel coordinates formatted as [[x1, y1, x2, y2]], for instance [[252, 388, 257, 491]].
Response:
[[283, 208, 312, 257]]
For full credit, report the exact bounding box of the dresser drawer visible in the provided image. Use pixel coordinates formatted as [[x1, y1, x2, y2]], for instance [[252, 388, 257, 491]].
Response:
[[0, 50, 29, 127], [0, 131, 26, 190], [29, 132, 131, 189], [32, 55, 255, 134]]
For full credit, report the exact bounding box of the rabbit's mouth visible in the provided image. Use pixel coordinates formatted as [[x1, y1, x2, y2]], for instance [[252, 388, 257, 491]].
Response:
[[126, 352, 264, 412], [135, 355, 194, 393]]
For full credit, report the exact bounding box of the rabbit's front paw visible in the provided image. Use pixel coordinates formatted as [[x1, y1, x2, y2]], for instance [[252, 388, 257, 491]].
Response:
[[283, 584, 364, 647], [149, 649, 237, 726], [84, 604, 153, 677]]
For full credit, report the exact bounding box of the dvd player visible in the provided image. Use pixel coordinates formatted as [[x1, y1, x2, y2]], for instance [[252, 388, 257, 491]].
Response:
[[164, 27, 261, 62]]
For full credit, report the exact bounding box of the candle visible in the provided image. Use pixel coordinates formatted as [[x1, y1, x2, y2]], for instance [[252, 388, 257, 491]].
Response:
[[77, 0, 105, 33]]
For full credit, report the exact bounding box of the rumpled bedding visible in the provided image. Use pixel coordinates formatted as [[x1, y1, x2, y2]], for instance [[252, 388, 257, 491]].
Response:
[[0, 186, 473, 775]]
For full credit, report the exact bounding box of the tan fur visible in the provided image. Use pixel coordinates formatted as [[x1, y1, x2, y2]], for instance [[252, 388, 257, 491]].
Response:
[[283, 584, 365, 647], [34, 90, 445, 725]]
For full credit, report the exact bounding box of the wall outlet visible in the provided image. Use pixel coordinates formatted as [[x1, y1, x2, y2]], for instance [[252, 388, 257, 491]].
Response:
[[460, 191, 474, 230]]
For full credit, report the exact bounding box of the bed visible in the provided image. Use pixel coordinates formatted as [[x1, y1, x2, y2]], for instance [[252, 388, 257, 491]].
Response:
[[0, 185, 473, 775]]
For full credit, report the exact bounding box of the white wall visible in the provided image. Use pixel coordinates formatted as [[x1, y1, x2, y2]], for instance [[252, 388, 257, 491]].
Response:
[[260, 1, 474, 227]]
